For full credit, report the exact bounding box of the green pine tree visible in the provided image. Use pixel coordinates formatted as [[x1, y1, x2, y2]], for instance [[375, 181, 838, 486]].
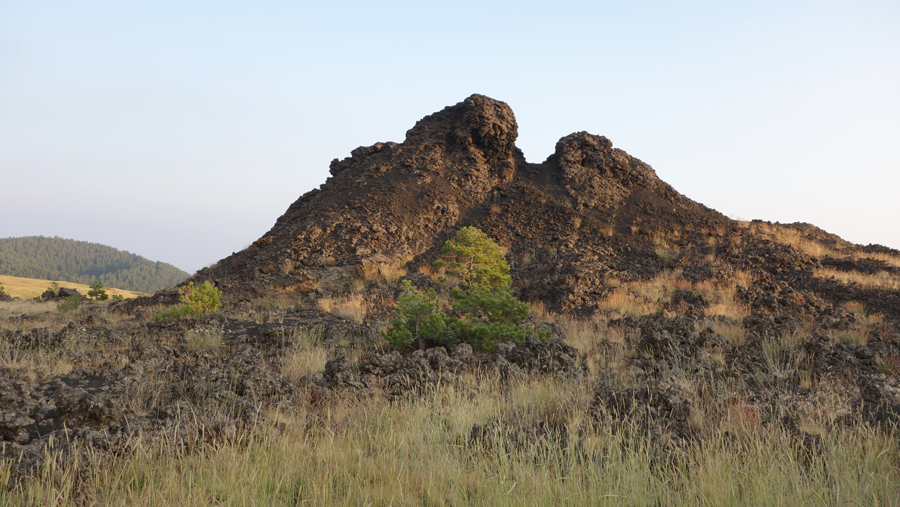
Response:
[[384, 226, 546, 353]]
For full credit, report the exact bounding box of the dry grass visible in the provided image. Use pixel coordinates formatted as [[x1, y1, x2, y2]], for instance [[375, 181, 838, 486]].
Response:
[[378, 263, 408, 283], [597, 289, 659, 318], [694, 279, 751, 319], [0, 301, 123, 381], [528, 299, 551, 320], [3, 373, 898, 505], [746, 222, 900, 273], [703, 298, 751, 320], [253, 294, 297, 310], [732, 270, 757, 288], [185, 326, 225, 351], [0, 275, 143, 300], [558, 316, 629, 376], [707, 320, 747, 346], [0, 298, 58, 322], [746, 222, 836, 258], [317, 293, 368, 323], [597, 271, 698, 318], [831, 328, 870, 346], [1, 291, 898, 504], [814, 268, 900, 291], [280, 328, 328, 382], [853, 251, 900, 269]]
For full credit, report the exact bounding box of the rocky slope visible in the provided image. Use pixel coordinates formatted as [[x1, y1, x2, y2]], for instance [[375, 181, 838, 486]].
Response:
[[189, 94, 899, 320]]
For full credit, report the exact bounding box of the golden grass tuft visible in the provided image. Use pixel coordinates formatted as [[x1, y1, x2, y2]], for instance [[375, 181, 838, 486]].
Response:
[[815, 268, 900, 291], [280, 328, 327, 381], [852, 251, 900, 269], [597, 289, 659, 318], [317, 293, 368, 323], [708, 320, 747, 346], [185, 326, 225, 351], [749, 222, 835, 258]]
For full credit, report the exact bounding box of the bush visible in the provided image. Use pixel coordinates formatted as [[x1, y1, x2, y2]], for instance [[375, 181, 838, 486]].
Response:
[[57, 295, 80, 313], [110, 294, 124, 302], [153, 281, 222, 321], [383, 280, 446, 350], [384, 227, 546, 353], [0, 283, 5, 297], [434, 226, 511, 289], [446, 284, 532, 352], [88, 281, 109, 301]]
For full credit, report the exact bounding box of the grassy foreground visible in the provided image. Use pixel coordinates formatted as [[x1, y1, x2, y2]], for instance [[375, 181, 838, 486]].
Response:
[[1, 374, 898, 506], [0, 275, 144, 300], [1, 261, 899, 505]]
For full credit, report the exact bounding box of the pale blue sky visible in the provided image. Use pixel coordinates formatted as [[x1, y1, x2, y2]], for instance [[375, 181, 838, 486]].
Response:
[[2, 1, 898, 273]]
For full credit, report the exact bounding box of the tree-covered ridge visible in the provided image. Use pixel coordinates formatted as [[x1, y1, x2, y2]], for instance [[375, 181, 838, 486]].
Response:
[[0, 236, 189, 293]]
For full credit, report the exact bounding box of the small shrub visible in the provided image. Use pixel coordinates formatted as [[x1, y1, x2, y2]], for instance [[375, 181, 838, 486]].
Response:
[[0, 283, 5, 296], [57, 296, 80, 313], [383, 280, 446, 350], [446, 285, 532, 352], [87, 281, 109, 301], [153, 281, 222, 321], [433, 226, 510, 289], [110, 294, 124, 302]]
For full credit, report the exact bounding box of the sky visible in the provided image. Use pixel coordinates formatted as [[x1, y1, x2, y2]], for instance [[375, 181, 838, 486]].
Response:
[[1, 1, 898, 274]]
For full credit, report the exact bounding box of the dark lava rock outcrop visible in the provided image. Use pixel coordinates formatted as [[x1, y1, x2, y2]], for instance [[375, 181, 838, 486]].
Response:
[[187, 95, 736, 313], [313, 338, 585, 400], [117, 93, 899, 326]]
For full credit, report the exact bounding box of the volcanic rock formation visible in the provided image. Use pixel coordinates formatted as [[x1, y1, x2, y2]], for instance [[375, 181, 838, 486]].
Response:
[[195, 94, 748, 312]]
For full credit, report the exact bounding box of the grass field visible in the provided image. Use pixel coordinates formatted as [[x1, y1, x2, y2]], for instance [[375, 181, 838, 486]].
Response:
[[0, 274, 145, 299]]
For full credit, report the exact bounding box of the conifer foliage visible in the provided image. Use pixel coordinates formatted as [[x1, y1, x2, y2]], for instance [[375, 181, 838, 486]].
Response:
[[0, 236, 189, 293], [87, 281, 109, 300], [384, 227, 546, 353]]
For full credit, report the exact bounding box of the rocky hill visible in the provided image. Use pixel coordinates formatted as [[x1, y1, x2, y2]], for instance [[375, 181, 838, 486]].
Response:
[[191, 94, 899, 322]]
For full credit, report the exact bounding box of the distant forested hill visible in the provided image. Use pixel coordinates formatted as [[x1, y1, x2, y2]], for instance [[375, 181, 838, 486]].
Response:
[[0, 236, 189, 293]]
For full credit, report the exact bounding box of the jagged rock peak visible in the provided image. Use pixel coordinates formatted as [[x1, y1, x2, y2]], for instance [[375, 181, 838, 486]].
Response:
[[404, 94, 519, 163], [551, 131, 667, 211]]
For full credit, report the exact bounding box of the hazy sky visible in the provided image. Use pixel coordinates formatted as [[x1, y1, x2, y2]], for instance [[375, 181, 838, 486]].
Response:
[[2, 1, 898, 274]]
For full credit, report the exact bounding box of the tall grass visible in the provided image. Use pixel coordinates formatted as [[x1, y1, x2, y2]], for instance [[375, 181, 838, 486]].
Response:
[[3, 375, 897, 506]]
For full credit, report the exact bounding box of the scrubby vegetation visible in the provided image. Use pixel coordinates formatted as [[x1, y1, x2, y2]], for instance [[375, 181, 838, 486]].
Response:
[[87, 281, 108, 301], [56, 295, 80, 313], [0, 236, 189, 293], [1, 280, 899, 504], [385, 227, 545, 352], [153, 280, 223, 321]]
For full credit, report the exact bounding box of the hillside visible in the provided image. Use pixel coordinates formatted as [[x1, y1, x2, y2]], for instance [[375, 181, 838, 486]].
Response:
[[0, 274, 144, 300], [0, 236, 189, 293]]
